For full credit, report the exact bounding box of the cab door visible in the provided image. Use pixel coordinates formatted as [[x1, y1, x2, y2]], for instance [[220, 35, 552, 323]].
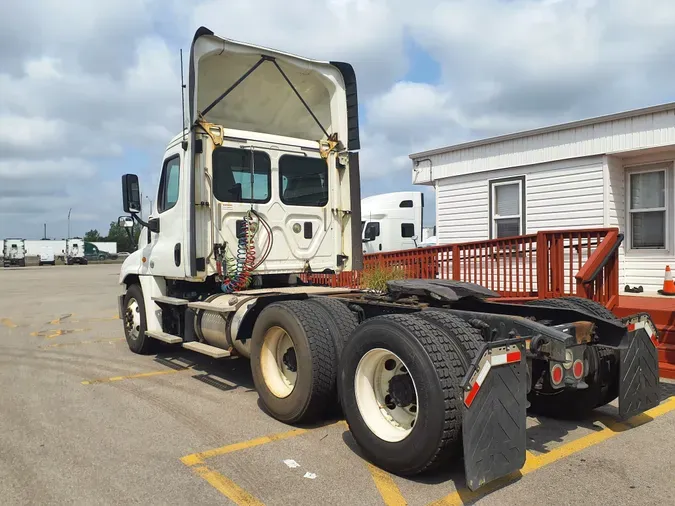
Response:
[[144, 146, 186, 278]]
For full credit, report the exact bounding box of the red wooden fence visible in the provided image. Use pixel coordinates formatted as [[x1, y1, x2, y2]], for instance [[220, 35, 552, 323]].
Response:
[[307, 228, 622, 308]]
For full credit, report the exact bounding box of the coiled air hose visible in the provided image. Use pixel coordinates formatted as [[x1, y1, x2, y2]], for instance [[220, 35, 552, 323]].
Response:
[[221, 212, 256, 293]]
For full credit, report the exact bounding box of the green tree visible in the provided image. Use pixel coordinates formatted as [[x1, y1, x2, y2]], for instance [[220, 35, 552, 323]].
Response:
[[84, 229, 102, 242], [106, 221, 141, 252]]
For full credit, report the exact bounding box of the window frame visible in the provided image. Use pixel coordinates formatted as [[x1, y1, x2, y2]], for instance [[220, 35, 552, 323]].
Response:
[[278, 154, 329, 208], [488, 175, 526, 239], [157, 154, 181, 214], [625, 163, 671, 253], [364, 221, 380, 240], [212, 147, 272, 204], [401, 223, 415, 238]]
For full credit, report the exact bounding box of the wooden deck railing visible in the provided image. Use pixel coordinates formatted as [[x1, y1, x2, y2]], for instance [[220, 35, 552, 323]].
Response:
[[306, 227, 621, 307]]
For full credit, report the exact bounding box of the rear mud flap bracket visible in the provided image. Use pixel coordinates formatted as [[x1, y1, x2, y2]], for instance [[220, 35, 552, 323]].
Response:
[[618, 315, 660, 419], [461, 339, 527, 491]]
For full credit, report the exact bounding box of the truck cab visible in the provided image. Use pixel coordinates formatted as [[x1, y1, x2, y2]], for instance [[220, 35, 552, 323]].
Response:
[[361, 191, 424, 253], [3, 239, 26, 267], [119, 27, 361, 289]]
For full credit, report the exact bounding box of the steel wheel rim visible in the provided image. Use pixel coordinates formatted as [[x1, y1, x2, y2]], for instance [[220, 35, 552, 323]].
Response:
[[354, 348, 419, 443], [125, 298, 141, 341], [260, 326, 297, 398]]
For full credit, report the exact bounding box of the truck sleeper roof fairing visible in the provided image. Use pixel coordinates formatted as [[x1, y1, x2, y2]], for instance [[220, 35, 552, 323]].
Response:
[[188, 27, 360, 150], [185, 26, 361, 277]]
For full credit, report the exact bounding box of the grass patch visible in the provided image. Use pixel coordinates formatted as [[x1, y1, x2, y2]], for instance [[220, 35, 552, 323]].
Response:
[[361, 264, 405, 292]]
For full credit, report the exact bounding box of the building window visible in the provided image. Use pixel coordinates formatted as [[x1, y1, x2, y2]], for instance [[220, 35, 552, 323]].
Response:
[[212, 147, 271, 203], [157, 155, 180, 213], [279, 155, 328, 207], [629, 168, 667, 249], [401, 223, 415, 238], [489, 176, 525, 239]]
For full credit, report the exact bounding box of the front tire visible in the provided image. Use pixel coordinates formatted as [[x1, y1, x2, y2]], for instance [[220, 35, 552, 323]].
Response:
[[339, 314, 465, 475], [251, 300, 337, 424], [123, 284, 157, 354]]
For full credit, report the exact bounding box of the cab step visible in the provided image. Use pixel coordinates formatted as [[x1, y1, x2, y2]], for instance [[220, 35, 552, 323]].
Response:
[[188, 301, 236, 313], [152, 296, 189, 306], [182, 341, 231, 358], [146, 330, 183, 344]]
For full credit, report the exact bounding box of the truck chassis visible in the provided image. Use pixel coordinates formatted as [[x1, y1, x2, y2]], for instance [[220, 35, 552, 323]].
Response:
[[118, 277, 660, 491]]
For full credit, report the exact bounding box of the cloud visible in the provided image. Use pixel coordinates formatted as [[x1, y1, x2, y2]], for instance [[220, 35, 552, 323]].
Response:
[[3, 0, 675, 236]]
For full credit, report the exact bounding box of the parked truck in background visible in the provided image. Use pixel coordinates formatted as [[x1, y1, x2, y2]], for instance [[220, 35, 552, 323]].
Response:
[[116, 27, 660, 492], [38, 246, 56, 266], [3, 239, 26, 267], [84, 242, 118, 261], [361, 191, 423, 253], [65, 238, 87, 265]]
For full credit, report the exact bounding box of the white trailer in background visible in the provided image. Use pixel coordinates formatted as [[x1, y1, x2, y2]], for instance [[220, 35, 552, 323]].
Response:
[[361, 191, 424, 253], [92, 242, 118, 254], [3, 239, 26, 267]]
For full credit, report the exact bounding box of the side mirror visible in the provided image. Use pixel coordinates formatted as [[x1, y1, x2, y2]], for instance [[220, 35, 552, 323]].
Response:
[[122, 174, 141, 214], [118, 216, 134, 228]]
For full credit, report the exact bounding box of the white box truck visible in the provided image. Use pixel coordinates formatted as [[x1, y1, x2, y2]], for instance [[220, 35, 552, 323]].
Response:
[[115, 26, 660, 492], [38, 246, 56, 266], [3, 239, 26, 267]]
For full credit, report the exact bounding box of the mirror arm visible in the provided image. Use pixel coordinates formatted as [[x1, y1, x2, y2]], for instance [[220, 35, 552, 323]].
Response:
[[131, 213, 150, 229]]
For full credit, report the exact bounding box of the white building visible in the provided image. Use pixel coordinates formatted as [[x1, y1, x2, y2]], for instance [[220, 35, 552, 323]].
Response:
[[411, 102, 675, 293]]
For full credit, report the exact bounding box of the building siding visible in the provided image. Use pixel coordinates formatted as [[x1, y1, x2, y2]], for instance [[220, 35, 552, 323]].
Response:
[[436, 156, 604, 244], [414, 109, 675, 184], [609, 151, 675, 292]]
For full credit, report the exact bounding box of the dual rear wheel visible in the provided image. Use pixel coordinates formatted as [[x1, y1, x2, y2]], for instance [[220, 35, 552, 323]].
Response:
[[251, 303, 481, 475]]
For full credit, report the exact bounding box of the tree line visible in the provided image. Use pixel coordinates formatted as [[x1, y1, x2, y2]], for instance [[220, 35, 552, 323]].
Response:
[[84, 221, 141, 253]]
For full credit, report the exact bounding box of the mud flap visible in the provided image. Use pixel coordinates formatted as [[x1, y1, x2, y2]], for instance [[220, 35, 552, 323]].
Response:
[[461, 339, 528, 491], [618, 314, 660, 419]]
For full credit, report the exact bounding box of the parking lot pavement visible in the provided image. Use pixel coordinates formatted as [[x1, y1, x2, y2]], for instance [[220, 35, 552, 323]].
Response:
[[1, 264, 674, 505]]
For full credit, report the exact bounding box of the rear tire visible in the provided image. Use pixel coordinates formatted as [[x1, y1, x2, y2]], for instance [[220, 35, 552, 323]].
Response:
[[251, 300, 337, 424], [416, 310, 483, 366], [304, 297, 358, 357], [525, 297, 619, 416], [123, 284, 157, 354], [339, 314, 465, 475]]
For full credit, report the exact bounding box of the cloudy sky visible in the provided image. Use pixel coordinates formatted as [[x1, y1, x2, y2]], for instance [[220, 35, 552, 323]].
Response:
[[2, 0, 675, 238]]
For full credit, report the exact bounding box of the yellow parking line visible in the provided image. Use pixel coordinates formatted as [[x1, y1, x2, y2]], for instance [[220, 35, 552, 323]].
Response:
[[428, 396, 675, 506], [191, 462, 265, 506], [82, 368, 190, 385], [1, 318, 18, 328], [366, 462, 407, 506], [181, 423, 340, 504]]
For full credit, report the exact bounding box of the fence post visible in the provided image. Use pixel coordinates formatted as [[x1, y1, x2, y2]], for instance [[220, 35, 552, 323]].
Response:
[[536, 232, 548, 299], [452, 245, 460, 280]]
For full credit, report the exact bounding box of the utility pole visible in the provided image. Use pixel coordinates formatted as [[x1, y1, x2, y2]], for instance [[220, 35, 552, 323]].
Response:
[[145, 196, 153, 217], [67, 208, 72, 239]]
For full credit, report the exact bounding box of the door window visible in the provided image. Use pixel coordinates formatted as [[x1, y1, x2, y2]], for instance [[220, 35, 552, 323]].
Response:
[[213, 147, 271, 203], [158, 156, 181, 213], [279, 155, 328, 207]]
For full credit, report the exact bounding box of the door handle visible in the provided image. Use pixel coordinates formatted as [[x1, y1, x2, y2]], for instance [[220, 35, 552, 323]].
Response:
[[174, 244, 181, 266]]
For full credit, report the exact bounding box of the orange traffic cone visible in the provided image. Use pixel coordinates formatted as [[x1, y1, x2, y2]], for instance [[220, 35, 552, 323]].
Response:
[[658, 265, 675, 296]]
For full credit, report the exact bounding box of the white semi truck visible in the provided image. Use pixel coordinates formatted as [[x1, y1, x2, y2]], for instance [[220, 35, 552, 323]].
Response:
[[3, 239, 26, 267], [361, 191, 423, 253], [118, 27, 660, 491]]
